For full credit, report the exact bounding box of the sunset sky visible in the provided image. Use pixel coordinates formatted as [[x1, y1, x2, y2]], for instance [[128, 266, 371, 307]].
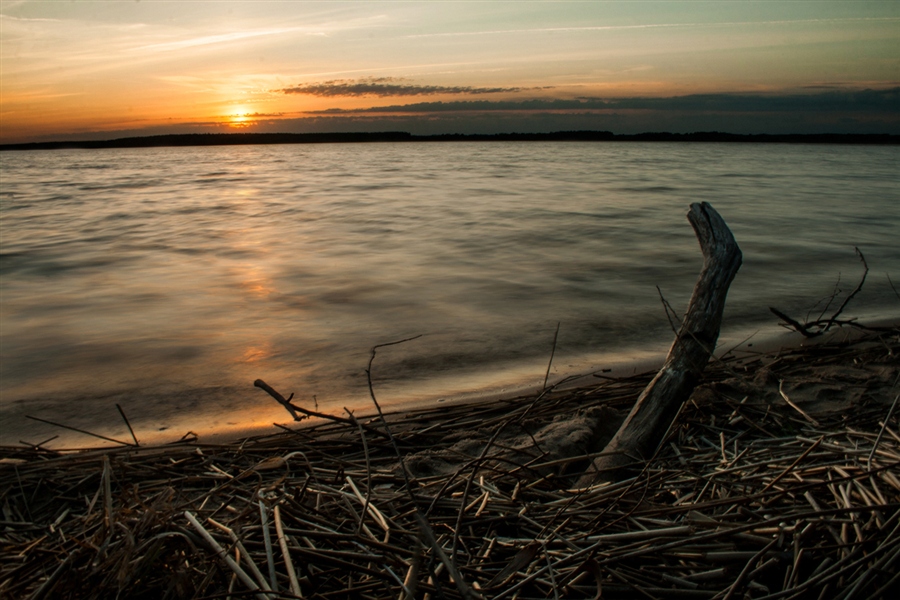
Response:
[[1, 1, 898, 143]]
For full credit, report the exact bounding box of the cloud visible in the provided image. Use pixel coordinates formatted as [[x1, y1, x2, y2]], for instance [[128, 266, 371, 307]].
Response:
[[243, 112, 287, 119], [252, 107, 899, 137], [404, 23, 683, 38], [599, 88, 900, 113], [277, 88, 898, 135], [403, 17, 900, 39], [130, 27, 311, 54], [311, 98, 608, 113], [306, 88, 900, 115], [8, 86, 897, 144], [280, 77, 527, 97]]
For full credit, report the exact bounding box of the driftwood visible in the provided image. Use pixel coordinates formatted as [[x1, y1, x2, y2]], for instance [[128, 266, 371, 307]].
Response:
[[578, 202, 742, 485]]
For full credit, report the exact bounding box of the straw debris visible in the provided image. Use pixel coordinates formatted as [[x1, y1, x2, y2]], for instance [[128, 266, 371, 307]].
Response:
[[2, 330, 898, 599]]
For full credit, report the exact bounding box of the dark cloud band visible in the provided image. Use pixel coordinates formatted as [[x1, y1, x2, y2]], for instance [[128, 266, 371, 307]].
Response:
[[304, 87, 899, 115], [280, 77, 524, 97]]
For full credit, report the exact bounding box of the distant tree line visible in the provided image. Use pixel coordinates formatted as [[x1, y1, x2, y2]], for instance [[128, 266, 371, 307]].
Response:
[[1, 130, 896, 151]]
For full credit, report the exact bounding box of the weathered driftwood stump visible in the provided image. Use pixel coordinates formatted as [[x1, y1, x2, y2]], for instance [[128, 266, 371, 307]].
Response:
[[578, 202, 742, 486]]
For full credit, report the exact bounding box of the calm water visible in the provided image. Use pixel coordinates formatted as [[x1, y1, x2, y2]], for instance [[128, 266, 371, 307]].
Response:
[[1, 142, 898, 446]]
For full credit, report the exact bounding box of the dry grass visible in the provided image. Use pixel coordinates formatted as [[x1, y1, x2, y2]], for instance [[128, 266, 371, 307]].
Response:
[[2, 329, 898, 599]]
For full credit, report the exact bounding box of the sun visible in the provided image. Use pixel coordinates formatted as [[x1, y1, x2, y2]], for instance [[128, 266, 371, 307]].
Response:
[[226, 106, 255, 128]]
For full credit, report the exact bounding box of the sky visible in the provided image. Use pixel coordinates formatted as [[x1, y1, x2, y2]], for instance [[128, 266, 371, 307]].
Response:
[[1, 1, 898, 143]]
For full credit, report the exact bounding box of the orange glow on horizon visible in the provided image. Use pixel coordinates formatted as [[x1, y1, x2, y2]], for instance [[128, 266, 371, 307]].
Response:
[[1, 1, 896, 143]]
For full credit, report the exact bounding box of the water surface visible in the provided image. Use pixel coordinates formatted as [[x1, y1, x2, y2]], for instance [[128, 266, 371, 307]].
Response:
[[1, 142, 897, 446]]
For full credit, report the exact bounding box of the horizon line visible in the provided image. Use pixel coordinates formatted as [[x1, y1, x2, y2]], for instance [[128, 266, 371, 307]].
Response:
[[2, 130, 898, 151]]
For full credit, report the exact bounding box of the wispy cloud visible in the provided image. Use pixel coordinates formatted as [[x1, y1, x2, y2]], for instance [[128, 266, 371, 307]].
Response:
[[0, 11, 380, 79], [404, 17, 900, 39], [405, 23, 685, 38], [130, 27, 317, 54], [280, 77, 528, 97]]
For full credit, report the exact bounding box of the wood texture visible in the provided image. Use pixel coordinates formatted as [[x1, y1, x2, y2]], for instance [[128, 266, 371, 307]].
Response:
[[578, 202, 742, 485]]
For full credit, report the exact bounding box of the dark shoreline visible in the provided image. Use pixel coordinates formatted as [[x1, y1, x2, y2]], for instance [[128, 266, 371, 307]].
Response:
[[2, 130, 898, 151]]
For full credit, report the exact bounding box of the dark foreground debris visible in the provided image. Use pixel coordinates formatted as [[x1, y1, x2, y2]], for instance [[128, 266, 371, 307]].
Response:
[[2, 331, 898, 599]]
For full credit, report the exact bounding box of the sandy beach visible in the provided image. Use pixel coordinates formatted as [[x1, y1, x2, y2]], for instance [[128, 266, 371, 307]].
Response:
[[1, 323, 897, 599]]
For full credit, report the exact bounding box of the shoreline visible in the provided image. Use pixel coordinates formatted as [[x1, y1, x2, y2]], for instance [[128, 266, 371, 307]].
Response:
[[5, 317, 898, 450], [158, 318, 900, 446], [1, 327, 897, 598]]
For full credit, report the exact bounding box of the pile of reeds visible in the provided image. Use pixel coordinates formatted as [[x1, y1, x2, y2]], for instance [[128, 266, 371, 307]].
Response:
[[2, 330, 898, 599]]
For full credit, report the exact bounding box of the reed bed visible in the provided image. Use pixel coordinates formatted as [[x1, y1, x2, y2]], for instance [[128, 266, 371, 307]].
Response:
[[2, 330, 898, 599]]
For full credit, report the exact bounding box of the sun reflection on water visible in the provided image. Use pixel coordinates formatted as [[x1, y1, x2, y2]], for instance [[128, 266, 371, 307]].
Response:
[[240, 344, 272, 363], [237, 273, 275, 299]]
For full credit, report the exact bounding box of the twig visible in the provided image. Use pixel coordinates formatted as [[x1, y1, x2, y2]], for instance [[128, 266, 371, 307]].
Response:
[[823, 247, 868, 333], [366, 334, 483, 597], [184, 511, 270, 600], [116, 404, 140, 447], [365, 335, 422, 498], [451, 422, 508, 564], [102, 455, 113, 533], [258, 501, 278, 592], [274, 505, 302, 597], [887, 273, 900, 302], [27, 549, 80, 600], [778, 380, 821, 427], [542, 322, 561, 391], [869, 393, 900, 469], [657, 285, 681, 335], [544, 542, 560, 600], [414, 512, 482, 600], [720, 537, 779, 600], [25, 415, 135, 447], [761, 437, 823, 493], [207, 517, 274, 595], [253, 379, 302, 421], [345, 409, 374, 537], [254, 379, 392, 441], [18, 435, 59, 450], [769, 307, 818, 338], [813, 274, 843, 323], [770, 247, 870, 337], [400, 544, 422, 600]]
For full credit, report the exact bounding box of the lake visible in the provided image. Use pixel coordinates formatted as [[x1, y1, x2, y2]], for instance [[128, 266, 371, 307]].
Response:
[[1, 142, 897, 446]]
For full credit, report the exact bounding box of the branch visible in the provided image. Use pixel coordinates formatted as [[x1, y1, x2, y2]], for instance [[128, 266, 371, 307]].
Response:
[[253, 379, 394, 442], [822, 247, 867, 333], [769, 306, 820, 338], [769, 247, 869, 337]]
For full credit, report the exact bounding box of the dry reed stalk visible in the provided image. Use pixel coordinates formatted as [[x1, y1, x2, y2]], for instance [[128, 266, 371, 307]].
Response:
[[1, 330, 897, 599]]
